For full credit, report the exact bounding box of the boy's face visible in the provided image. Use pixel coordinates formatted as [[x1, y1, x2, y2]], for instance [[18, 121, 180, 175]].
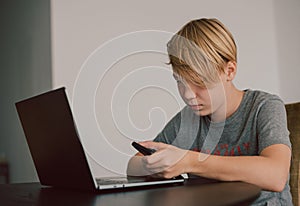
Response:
[[174, 74, 227, 119]]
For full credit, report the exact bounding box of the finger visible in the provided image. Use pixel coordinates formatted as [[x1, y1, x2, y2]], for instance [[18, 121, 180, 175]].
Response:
[[142, 155, 163, 167], [142, 156, 167, 173], [142, 149, 168, 166], [139, 141, 168, 151]]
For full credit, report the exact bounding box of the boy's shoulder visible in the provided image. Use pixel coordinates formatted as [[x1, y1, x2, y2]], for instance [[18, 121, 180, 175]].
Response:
[[244, 89, 283, 106]]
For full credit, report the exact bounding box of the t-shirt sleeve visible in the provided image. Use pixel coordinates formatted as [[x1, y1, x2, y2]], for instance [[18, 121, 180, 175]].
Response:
[[257, 97, 291, 154]]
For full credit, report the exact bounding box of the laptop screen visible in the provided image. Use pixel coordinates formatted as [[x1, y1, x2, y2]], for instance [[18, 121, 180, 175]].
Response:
[[15, 87, 96, 191]]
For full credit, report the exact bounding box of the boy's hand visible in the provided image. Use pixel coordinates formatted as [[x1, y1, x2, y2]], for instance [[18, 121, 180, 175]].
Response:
[[139, 141, 191, 179]]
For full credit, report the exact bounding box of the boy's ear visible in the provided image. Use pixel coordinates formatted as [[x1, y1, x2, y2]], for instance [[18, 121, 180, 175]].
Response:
[[225, 61, 237, 81]]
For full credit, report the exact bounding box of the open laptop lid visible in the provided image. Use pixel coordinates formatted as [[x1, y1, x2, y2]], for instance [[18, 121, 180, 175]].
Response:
[[15, 87, 97, 191]]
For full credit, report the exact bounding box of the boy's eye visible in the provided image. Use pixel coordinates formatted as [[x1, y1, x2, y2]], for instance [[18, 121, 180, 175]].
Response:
[[176, 80, 185, 86], [172, 74, 185, 85]]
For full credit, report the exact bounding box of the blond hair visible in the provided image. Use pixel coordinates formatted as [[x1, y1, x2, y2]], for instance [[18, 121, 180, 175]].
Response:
[[167, 18, 237, 87]]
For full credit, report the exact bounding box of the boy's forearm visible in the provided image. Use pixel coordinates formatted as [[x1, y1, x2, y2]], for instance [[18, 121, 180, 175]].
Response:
[[186, 145, 290, 192]]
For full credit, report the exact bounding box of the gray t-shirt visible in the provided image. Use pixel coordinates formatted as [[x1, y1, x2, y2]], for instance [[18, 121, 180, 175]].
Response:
[[154, 90, 293, 205]]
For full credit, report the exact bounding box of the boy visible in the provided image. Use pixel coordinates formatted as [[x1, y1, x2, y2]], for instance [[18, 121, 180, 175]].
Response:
[[127, 18, 292, 205]]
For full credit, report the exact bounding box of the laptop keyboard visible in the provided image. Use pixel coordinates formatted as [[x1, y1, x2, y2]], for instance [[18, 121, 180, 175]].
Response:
[[96, 177, 129, 185], [96, 176, 152, 185]]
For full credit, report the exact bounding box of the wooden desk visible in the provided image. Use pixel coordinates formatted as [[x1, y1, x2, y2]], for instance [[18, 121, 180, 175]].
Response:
[[0, 178, 261, 206]]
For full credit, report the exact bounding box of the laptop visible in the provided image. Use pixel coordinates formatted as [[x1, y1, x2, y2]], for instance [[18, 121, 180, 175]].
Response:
[[15, 87, 184, 191]]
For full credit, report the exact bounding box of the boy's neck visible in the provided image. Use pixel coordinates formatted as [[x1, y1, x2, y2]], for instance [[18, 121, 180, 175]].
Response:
[[210, 85, 244, 122]]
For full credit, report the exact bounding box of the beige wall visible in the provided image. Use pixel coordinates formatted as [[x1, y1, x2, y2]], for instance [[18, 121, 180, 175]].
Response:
[[274, 0, 300, 103]]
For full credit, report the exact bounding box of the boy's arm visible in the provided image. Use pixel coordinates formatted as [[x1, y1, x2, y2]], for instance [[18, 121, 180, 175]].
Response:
[[139, 141, 291, 192], [188, 144, 291, 192]]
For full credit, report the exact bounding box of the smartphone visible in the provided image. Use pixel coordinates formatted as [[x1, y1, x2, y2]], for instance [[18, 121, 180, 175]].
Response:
[[131, 141, 156, 156]]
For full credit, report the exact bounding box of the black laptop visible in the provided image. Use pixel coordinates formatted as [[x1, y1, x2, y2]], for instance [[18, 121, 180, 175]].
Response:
[[15, 87, 184, 191]]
